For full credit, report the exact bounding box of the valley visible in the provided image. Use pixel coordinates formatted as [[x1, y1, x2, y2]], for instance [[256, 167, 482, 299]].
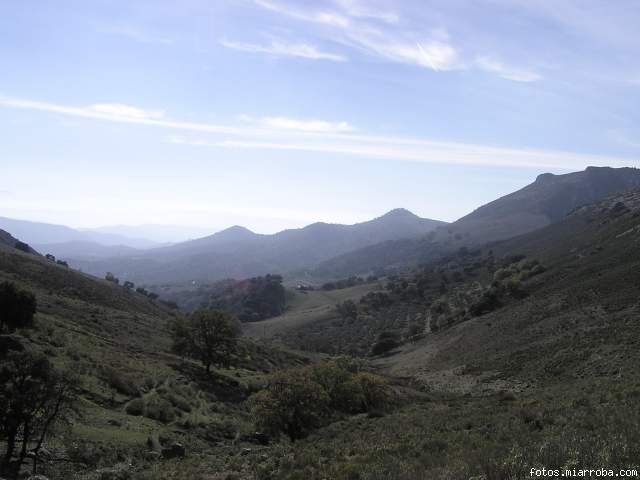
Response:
[[2, 167, 640, 479]]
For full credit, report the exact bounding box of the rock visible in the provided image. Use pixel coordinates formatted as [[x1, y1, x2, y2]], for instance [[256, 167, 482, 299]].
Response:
[[161, 443, 186, 459], [240, 448, 252, 456]]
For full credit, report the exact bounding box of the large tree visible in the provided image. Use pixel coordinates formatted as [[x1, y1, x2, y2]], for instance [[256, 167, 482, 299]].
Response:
[[0, 351, 77, 478], [171, 309, 241, 373]]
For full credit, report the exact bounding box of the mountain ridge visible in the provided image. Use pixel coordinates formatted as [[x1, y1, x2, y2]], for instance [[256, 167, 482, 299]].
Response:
[[61, 209, 446, 284], [312, 166, 640, 278]]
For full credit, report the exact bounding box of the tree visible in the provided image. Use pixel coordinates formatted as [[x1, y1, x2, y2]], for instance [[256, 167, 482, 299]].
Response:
[[169, 315, 192, 360], [0, 351, 77, 478], [170, 310, 241, 373], [371, 331, 400, 356], [105, 272, 119, 285], [0, 282, 36, 334], [14, 242, 29, 253], [336, 300, 358, 320]]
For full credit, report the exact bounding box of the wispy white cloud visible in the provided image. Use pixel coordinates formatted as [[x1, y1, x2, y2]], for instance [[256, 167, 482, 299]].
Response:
[[252, 0, 547, 78], [476, 56, 541, 82], [167, 136, 635, 171], [220, 39, 347, 62], [90, 103, 166, 120], [253, 0, 460, 71], [98, 25, 173, 45], [2, 94, 634, 171], [334, 0, 399, 24], [240, 115, 356, 133], [255, 0, 350, 27]]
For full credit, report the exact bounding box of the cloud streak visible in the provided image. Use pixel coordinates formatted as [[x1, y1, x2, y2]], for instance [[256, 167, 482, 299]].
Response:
[[221, 39, 347, 62], [476, 56, 541, 82], [1, 94, 635, 171], [240, 115, 356, 133]]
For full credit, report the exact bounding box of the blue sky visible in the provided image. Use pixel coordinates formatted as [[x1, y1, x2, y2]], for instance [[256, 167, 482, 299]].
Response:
[[1, 0, 639, 235]]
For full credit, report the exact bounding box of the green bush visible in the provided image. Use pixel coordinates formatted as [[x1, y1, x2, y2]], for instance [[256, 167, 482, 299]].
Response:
[[145, 395, 176, 423], [250, 361, 391, 441], [125, 398, 144, 416], [371, 331, 400, 356]]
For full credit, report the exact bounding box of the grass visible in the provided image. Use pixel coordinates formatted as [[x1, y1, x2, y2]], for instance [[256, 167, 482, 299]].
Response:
[[242, 283, 380, 341]]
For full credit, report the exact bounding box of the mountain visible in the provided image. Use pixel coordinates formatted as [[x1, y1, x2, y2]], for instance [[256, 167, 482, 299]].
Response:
[[0, 217, 159, 249], [33, 241, 140, 261], [450, 166, 640, 243], [255, 188, 640, 478], [84, 224, 215, 243], [313, 166, 640, 277], [65, 210, 447, 284]]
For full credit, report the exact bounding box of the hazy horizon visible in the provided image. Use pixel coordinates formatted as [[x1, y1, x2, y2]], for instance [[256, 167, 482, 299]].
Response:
[[2, 1, 640, 232]]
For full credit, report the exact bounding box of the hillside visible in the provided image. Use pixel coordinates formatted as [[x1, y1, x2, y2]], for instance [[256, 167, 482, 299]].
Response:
[[3, 187, 640, 479], [244, 188, 640, 478], [0, 228, 39, 254], [314, 166, 640, 278], [65, 209, 446, 284], [0, 243, 309, 479]]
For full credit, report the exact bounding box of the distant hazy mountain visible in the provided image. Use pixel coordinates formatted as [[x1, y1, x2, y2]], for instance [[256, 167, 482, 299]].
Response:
[[84, 224, 215, 244], [67, 209, 447, 284], [0, 217, 158, 249], [313, 166, 640, 277], [33, 241, 140, 261]]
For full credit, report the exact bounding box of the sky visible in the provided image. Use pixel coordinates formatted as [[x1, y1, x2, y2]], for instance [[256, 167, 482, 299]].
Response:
[[1, 0, 639, 237]]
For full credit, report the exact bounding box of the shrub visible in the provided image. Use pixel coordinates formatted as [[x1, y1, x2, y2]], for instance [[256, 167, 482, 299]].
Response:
[[0, 281, 36, 333], [371, 331, 400, 356], [125, 398, 145, 416], [250, 368, 330, 441], [145, 395, 176, 423], [101, 366, 139, 397], [250, 361, 391, 440]]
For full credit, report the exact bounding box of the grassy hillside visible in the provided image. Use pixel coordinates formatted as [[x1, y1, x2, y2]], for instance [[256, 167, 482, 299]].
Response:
[[4, 188, 640, 479], [243, 282, 380, 341], [237, 190, 640, 479], [0, 246, 309, 479]]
